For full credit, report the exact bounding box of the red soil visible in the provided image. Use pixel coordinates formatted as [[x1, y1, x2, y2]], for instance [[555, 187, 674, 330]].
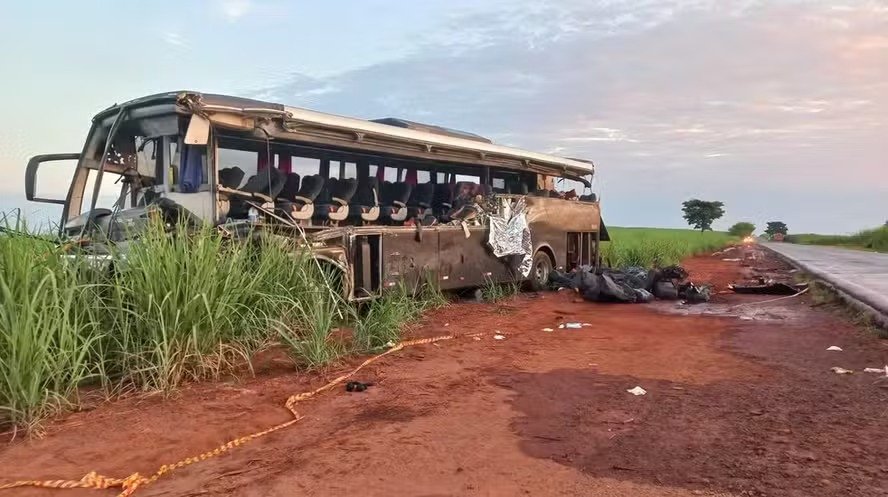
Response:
[[2, 247, 886, 497]]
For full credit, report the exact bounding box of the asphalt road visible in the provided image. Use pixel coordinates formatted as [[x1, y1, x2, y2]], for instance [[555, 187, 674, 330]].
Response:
[[764, 242, 888, 320]]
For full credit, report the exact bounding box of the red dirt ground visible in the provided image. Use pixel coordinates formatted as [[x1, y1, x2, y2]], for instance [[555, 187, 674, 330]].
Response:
[[2, 246, 887, 497]]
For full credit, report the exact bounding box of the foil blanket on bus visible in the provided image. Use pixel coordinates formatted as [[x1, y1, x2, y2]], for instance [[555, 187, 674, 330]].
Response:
[[487, 197, 533, 277]]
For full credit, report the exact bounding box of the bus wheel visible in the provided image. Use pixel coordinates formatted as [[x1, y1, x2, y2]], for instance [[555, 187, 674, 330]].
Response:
[[528, 251, 553, 291]]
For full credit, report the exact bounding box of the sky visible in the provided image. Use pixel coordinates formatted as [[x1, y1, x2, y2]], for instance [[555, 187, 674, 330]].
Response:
[[0, 0, 886, 234]]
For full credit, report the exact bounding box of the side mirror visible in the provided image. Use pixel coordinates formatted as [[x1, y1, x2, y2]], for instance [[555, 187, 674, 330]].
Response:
[[25, 153, 81, 204]]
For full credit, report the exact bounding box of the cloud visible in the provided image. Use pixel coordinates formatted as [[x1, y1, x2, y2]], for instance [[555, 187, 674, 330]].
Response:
[[251, 0, 887, 232], [219, 0, 253, 22], [161, 31, 189, 47]]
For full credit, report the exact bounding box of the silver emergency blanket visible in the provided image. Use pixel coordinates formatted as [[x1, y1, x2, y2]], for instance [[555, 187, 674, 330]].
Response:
[[487, 197, 533, 277]]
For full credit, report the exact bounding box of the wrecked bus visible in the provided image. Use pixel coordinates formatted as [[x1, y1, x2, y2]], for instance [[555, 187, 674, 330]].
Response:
[[24, 91, 606, 299]]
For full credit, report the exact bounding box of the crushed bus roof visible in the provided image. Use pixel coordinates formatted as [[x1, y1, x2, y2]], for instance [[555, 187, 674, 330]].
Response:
[[100, 91, 595, 176]]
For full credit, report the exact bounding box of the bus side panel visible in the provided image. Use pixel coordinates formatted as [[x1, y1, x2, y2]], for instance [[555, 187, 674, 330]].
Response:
[[524, 198, 601, 270], [380, 229, 440, 292], [438, 225, 514, 289]]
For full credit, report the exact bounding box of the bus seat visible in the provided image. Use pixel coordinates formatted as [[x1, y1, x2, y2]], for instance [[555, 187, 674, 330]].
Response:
[[432, 183, 454, 220], [277, 173, 301, 200], [276, 173, 319, 221], [476, 184, 492, 197], [506, 179, 528, 195], [240, 169, 287, 200], [226, 168, 287, 219], [380, 181, 412, 223], [315, 177, 358, 223], [407, 182, 435, 221], [219, 167, 245, 189], [579, 193, 598, 202], [350, 177, 380, 223]]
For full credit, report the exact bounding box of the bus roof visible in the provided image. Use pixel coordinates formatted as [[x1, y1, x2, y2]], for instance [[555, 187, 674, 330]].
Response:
[[101, 91, 596, 176]]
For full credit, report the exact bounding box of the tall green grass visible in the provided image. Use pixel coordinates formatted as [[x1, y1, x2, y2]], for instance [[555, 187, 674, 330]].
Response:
[[353, 276, 447, 352], [603, 227, 736, 268], [785, 226, 888, 253], [0, 217, 447, 431], [0, 227, 102, 429]]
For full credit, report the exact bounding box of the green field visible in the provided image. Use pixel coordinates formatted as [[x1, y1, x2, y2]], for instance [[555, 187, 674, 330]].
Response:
[[603, 227, 737, 268], [785, 226, 888, 253]]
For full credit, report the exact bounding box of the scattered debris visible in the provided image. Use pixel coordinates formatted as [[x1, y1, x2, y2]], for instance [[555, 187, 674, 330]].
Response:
[[863, 367, 888, 375], [384, 340, 396, 348], [473, 336, 482, 341], [826, 346, 843, 352], [652, 280, 678, 300], [679, 282, 712, 303], [549, 264, 705, 304], [493, 334, 506, 340], [830, 367, 853, 375], [730, 278, 806, 295], [542, 327, 554, 332], [345, 381, 373, 392], [582, 323, 592, 327], [627, 386, 647, 396], [634, 288, 655, 303], [558, 322, 582, 329], [739, 316, 755, 321], [722, 258, 742, 262]]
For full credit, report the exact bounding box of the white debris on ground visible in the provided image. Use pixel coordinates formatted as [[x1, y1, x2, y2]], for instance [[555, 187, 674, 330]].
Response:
[[826, 346, 843, 351], [542, 328, 554, 332], [830, 367, 854, 374], [558, 322, 582, 329], [493, 334, 506, 340], [627, 386, 647, 396], [863, 366, 888, 376]]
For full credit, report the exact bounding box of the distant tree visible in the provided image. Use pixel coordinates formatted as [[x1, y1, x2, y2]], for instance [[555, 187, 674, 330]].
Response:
[[764, 221, 788, 237], [728, 222, 756, 237], [681, 199, 725, 232]]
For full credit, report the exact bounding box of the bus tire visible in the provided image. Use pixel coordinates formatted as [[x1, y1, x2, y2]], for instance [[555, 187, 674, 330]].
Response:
[[527, 250, 553, 292]]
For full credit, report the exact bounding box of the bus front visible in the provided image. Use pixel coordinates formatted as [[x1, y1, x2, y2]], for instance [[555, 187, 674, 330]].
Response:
[[24, 92, 212, 250]]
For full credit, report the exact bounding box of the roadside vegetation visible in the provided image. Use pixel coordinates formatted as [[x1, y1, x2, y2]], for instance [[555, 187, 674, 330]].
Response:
[[785, 226, 888, 253], [603, 227, 735, 268], [0, 218, 447, 432], [1, 213, 735, 432]]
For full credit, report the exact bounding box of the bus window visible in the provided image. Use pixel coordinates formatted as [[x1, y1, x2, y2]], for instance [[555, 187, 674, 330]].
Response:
[[417, 170, 431, 183], [291, 156, 321, 179], [556, 177, 586, 195], [217, 144, 258, 189], [454, 174, 480, 184], [328, 161, 340, 179], [343, 162, 357, 179], [83, 169, 125, 211]]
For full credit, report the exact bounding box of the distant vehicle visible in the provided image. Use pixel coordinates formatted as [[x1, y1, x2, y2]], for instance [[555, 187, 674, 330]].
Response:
[[25, 91, 606, 298]]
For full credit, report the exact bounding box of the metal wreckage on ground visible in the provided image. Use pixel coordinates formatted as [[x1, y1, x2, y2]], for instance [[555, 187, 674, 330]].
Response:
[[24, 91, 609, 300], [549, 265, 713, 304]]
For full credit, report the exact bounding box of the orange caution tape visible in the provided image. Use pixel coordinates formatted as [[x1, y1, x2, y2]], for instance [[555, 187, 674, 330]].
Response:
[[0, 335, 455, 496]]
